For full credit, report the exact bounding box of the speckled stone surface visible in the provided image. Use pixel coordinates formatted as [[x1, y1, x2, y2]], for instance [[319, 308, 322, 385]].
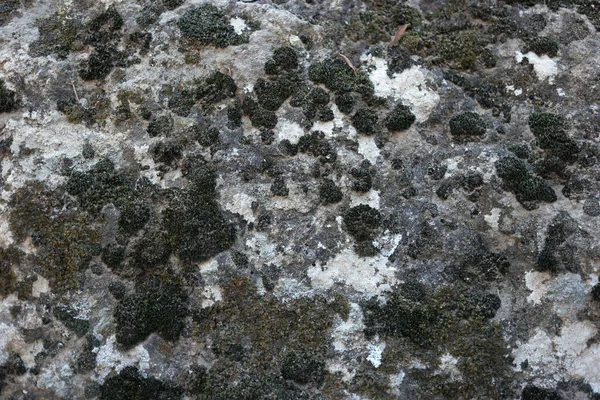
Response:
[[0, 0, 599, 399]]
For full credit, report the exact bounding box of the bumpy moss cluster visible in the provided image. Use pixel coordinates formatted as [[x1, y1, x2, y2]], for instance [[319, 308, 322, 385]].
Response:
[[0, 247, 20, 298], [352, 108, 379, 135], [270, 176, 289, 197], [196, 71, 237, 106], [241, 96, 278, 129], [343, 205, 381, 256], [9, 183, 99, 293], [0, 79, 17, 113], [100, 366, 183, 400], [449, 111, 486, 138], [296, 130, 337, 164], [114, 275, 188, 347], [28, 12, 80, 58], [385, 103, 415, 131], [281, 350, 325, 386], [53, 304, 90, 337], [525, 36, 559, 57], [319, 179, 343, 204], [351, 160, 374, 193], [162, 156, 235, 262], [495, 156, 556, 208], [308, 56, 375, 100], [265, 46, 298, 75], [346, 4, 422, 44], [528, 112, 578, 163], [536, 212, 578, 273], [178, 4, 245, 48]]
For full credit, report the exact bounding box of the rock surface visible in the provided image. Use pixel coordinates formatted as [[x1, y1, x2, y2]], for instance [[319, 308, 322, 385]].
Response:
[[0, 0, 599, 398]]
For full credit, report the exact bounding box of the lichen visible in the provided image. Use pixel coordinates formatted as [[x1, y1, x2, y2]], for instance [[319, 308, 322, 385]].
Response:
[[449, 111, 486, 138], [178, 5, 245, 48]]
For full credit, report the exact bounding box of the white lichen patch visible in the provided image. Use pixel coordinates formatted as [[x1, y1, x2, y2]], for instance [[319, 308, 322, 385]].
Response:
[[513, 321, 600, 391], [357, 135, 380, 164], [307, 247, 398, 294], [362, 55, 440, 123], [0, 322, 23, 364], [484, 208, 502, 231], [94, 335, 150, 380], [220, 189, 257, 223], [367, 341, 386, 368], [525, 270, 552, 305], [276, 119, 305, 144], [230, 17, 248, 35], [515, 51, 558, 84], [349, 189, 380, 209], [437, 353, 462, 381]]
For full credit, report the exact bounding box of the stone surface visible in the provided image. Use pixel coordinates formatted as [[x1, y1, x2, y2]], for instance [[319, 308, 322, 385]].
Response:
[[0, 0, 599, 399]]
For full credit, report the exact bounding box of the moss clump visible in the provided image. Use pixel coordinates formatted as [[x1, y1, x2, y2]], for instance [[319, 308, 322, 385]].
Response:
[[521, 385, 561, 400], [308, 56, 374, 98], [151, 140, 183, 165], [99, 366, 183, 400], [591, 283, 600, 302], [254, 77, 298, 111], [178, 5, 244, 48], [449, 111, 486, 137], [270, 176, 289, 197], [162, 157, 235, 262], [196, 71, 237, 105], [114, 276, 188, 348], [385, 103, 415, 131], [53, 304, 90, 337], [0, 79, 17, 113], [0, 247, 21, 298], [351, 161, 373, 193], [147, 115, 173, 137], [118, 201, 151, 235], [80, 45, 119, 81], [265, 46, 298, 74], [101, 245, 125, 270], [84, 5, 123, 45], [346, 4, 421, 44], [528, 112, 578, 162], [193, 124, 220, 148], [343, 205, 381, 256], [495, 156, 556, 208], [127, 229, 171, 272], [335, 92, 355, 114], [535, 212, 578, 273], [9, 183, 99, 293], [281, 350, 325, 386], [352, 108, 378, 135], [525, 36, 559, 57], [434, 29, 486, 70], [319, 179, 342, 204], [241, 96, 278, 129], [297, 130, 337, 163], [28, 13, 80, 58]]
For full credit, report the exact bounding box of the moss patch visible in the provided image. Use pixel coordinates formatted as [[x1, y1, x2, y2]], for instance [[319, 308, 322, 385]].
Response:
[[178, 5, 245, 48], [0, 79, 18, 113], [100, 366, 183, 400], [495, 155, 556, 209], [449, 111, 486, 138]]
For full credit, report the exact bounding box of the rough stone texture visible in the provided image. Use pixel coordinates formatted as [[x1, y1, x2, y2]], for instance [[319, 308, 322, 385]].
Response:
[[0, 0, 599, 399]]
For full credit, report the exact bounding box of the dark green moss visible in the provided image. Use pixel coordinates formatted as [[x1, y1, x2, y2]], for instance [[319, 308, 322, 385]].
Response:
[[193, 124, 220, 148], [147, 115, 173, 137], [265, 46, 298, 75], [297, 130, 336, 163], [308, 56, 374, 98], [427, 163, 447, 181], [281, 351, 325, 387], [114, 276, 188, 347], [495, 156, 557, 207], [226, 102, 242, 128], [346, 4, 421, 44], [9, 182, 99, 293], [591, 283, 600, 302], [521, 385, 562, 400], [84, 5, 123, 45], [163, 0, 184, 10], [178, 5, 244, 48], [335, 92, 355, 114], [508, 143, 531, 159], [99, 366, 183, 400], [79, 46, 116, 81], [0, 79, 17, 113], [53, 304, 90, 337], [385, 103, 415, 131], [583, 199, 600, 217], [254, 78, 296, 111], [28, 12, 80, 58], [352, 108, 378, 135], [270, 176, 289, 197], [102, 245, 125, 270], [162, 157, 235, 262], [278, 139, 298, 156], [241, 96, 278, 129], [351, 161, 373, 193], [343, 205, 381, 243], [167, 89, 195, 117], [74, 335, 100, 374], [319, 179, 342, 204], [525, 36, 559, 57], [449, 111, 486, 137], [127, 229, 172, 272], [151, 140, 183, 165], [196, 71, 237, 104], [528, 112, 578, 162], [318, 107, 334, 122], [118, 201, 151, 235], [0, 247, 20, 297], [535, 212, 578, 273]]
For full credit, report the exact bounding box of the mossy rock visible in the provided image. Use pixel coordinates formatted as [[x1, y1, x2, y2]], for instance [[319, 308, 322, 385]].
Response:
[[308, 56, 374, 98], [114, 276, 188, 348], [352, 108, 378, 135], [528, 112, 578, 162], [99, 366, 183, 400], [343, 204, 381, 242], [0, 79, 18, 113], [449, 111, 486, 137], [385, 103, 415, 131], [0, 247, 21, 297], [525, 36, 559, 57], [265, 46, 299, 75], [495, 156, 556, 207], [178, 4, 244, 48], [196, 71, 237, 105], [319, 179, 343, 204]]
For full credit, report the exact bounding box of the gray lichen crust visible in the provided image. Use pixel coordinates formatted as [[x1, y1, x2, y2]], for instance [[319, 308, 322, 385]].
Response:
[[0, 0, 599, 399]]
